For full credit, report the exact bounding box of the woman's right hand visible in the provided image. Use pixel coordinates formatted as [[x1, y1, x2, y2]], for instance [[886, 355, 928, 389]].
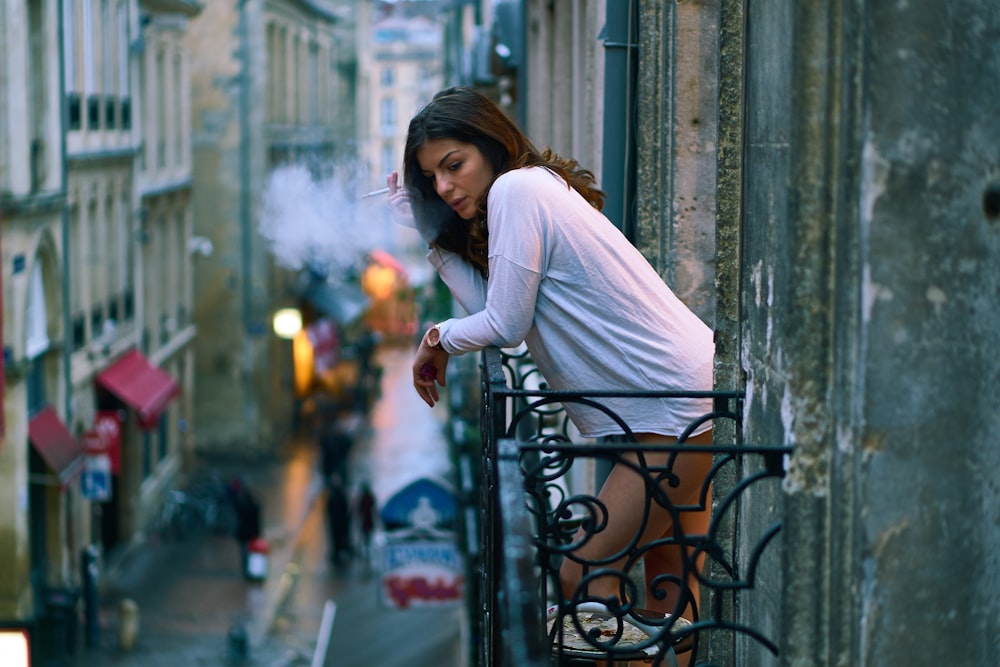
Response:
[[412, 330, 449, 408]]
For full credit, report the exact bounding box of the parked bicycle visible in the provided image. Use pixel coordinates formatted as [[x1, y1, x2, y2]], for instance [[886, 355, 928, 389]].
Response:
[[156, 488, 200, 540], [155, 471, 237, 540]]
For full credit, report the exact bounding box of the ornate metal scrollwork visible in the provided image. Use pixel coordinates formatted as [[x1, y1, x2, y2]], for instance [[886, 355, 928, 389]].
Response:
[[479, 347, 792, 666]]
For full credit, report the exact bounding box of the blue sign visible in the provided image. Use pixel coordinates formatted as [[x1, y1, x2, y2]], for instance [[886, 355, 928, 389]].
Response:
[[380, 477, 456, 532], [81, 455, 111, 501]]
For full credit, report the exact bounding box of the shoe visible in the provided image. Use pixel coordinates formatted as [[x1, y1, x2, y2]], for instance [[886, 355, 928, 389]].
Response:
[[546, 602, 693, 654], [546, 602, 659, 659]]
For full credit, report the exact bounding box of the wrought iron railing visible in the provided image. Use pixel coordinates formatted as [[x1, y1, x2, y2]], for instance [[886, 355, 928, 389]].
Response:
[[472, 347, 791, 666]]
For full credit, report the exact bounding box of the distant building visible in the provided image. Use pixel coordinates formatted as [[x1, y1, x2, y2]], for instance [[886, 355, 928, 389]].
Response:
[[186, 0, 357, 454], [358, 9, 442, 185]]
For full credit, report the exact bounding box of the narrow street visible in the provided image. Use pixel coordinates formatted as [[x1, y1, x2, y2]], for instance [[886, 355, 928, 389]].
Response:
[[266, 344, 466, 667], [70, 345, 466, 667]]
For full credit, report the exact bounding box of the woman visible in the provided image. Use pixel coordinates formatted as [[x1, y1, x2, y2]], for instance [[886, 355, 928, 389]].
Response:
[[389, 87, 715, 631]]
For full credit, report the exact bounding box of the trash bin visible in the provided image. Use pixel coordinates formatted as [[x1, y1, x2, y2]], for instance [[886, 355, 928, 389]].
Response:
[[41, 587, 80, 661], [245, 537, 269, 581]]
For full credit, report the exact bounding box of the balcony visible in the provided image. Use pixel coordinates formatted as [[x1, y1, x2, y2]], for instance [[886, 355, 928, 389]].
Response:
[[468, 347, 791, 666]]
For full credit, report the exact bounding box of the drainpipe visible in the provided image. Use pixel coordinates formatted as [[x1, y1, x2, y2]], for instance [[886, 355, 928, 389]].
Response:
[[514, 0, 526, 130], [600, 1, 638, 239]]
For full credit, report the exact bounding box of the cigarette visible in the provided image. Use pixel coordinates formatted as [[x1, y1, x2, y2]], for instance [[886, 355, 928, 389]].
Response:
[[361, 187, 390, 199]]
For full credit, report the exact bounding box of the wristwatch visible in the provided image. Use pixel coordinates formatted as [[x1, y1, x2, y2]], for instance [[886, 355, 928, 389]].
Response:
[[426, 324, 444, 350]]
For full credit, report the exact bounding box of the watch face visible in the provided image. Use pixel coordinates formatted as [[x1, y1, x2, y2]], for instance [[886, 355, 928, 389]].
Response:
[[428, 327, 440, 346]]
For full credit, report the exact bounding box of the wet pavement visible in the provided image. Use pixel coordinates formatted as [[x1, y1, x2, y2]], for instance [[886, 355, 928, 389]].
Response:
[[66, 345, 466, 667]]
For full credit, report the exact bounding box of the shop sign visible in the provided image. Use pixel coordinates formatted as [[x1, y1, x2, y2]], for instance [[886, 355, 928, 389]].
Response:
[[94, 410, 122, 474], [381, 539, 463, 609]]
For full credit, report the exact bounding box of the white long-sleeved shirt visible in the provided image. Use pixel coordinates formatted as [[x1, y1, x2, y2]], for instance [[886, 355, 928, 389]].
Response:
[[429, 167, 714, 438]]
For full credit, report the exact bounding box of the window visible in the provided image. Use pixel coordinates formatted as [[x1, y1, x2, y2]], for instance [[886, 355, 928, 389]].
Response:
[[156, 49, 166, 167], [380, 97, 396, 137], [267, 23, 277, 121], [117, 1, 128, 94], [87, 95, 101, 130], [83, 0, 95, 129], [102, 0, 114, 128], [381, 67, 394, 87], [68, 93, 83, 130], [26, 262, 50, 359], [174, 54, 183, 164], [382, 144, 395, 180], [63, 0, 76, 95]]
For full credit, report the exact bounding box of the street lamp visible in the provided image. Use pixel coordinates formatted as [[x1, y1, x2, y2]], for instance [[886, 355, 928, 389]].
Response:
[[272, 308, 302, 340]]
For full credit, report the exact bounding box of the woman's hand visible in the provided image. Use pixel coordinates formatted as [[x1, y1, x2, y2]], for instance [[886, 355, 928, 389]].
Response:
[[413, 330, 449, 407], [387, 171, 416, 229]]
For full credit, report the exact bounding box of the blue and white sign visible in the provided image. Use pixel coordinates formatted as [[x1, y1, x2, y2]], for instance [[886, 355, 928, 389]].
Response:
[[81, 454, 111, 502], [379, 477, 457, 532], [380, 477, 463, 609]]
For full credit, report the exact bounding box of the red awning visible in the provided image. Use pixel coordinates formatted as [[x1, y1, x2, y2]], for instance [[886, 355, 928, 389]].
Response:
[[97, 350, 180, 429], [28, 406, 84, 485]]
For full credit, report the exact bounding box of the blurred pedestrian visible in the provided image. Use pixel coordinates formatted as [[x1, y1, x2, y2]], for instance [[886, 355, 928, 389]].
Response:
[[326, 474, 353, 566], [228, 478, 262, 579], [317, 410, 352, 488], [354, 482, 378, 563]]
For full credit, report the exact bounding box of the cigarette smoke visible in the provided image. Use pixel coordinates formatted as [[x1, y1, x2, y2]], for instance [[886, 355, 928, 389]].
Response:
[[259, 164, 391, 281]]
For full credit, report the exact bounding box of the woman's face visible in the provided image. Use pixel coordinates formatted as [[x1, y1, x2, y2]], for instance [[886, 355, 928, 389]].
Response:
[[416, 138, 495, 220]]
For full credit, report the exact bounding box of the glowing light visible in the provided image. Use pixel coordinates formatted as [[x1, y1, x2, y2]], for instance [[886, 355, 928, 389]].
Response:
[[0, 630, 30, 667], [362, 264, 397, 300], [273, 308, 303, 339]]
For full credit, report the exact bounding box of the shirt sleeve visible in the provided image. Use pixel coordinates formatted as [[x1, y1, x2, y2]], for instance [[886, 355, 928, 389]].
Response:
[[438, 255, 541, 353], [427, 247, 487, 314]]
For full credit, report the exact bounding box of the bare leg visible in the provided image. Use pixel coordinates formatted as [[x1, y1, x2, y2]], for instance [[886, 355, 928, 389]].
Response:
[[558, 430, 713, 618]]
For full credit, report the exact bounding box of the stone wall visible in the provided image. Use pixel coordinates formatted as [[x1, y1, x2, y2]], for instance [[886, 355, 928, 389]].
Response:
[[739, 1, 1000, 665]]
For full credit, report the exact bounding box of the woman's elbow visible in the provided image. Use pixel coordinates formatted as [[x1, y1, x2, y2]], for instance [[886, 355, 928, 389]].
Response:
[[490, 324, 529, 348]]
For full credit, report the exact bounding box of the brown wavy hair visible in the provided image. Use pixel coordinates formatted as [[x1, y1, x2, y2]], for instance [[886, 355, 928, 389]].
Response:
[[403, 87, 605, 277]]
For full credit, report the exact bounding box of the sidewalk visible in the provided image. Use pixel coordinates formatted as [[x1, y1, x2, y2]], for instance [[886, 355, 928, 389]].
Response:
[[67, 434, 327, 667]]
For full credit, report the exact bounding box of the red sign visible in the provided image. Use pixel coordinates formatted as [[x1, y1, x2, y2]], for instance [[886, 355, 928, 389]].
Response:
[[81, 431, 106, 454], [380, 539, 463, 609], [94, 410, 122, 474]]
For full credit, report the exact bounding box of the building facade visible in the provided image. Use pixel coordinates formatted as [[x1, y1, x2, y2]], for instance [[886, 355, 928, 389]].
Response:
[[1, 0, 74, 626], [0, 0, 200, 656]]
